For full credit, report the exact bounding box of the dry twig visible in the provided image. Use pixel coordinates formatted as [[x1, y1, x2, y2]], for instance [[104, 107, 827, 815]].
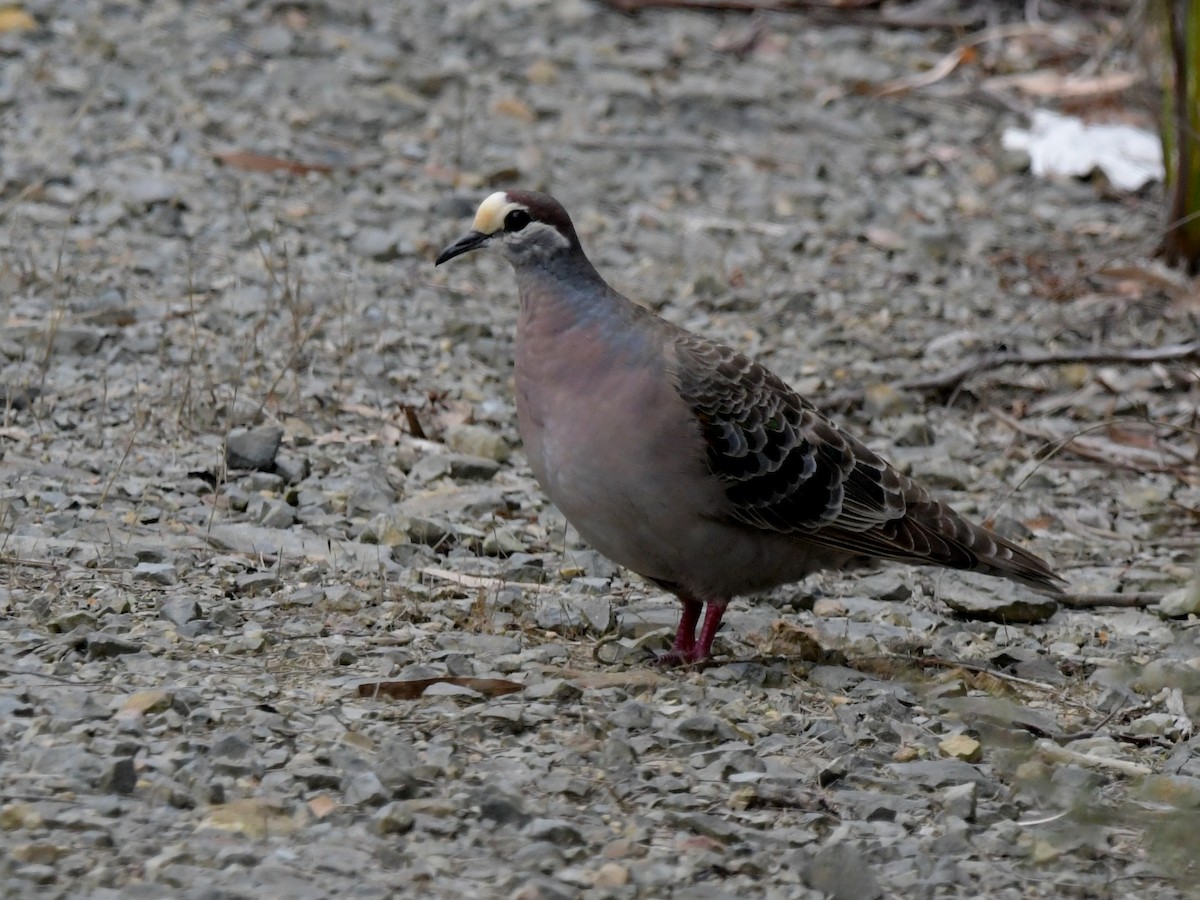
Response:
[[823, 340, 1200, 408]]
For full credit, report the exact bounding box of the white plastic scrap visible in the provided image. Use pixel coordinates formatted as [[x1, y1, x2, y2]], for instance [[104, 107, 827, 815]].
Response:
[[1001, 109, 1164, 191]]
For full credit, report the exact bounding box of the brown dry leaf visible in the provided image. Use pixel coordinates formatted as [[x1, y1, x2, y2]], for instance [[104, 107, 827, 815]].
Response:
[[200, 799, 300, 838], [758, 620, 826, 661], [525, 59, 558, 85], [563, 669, 666, 691], [116, 690, 174, 720], [492, 96, 535, 123], [308, 794, 338, 819], [357, 676, 524, 700], [874, 46, 976, 97], [0, 7, 35, 33], [433, 399, 475, 432], [420, 566, 554, 593], [213, 150, 335, 176], [1105, 425, 1160, 451], [984, 71, 1139, 99], [863, 226, 906, 251], [314, 429, 349, 446]]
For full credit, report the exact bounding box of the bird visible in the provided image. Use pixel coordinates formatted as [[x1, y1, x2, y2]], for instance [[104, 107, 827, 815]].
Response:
[[435, 190, 1064, 666]]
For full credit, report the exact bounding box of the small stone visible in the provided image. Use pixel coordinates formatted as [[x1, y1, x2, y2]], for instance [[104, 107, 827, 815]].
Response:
[[226, 426, 284, 470], [524, 679, 583, 703], [477, 786, 529, 826], [446, 453, 501, 481], [234, 572, 281, 596], [1158, 585, 1200, 618], [360, 513, 409, 546], [482, 526, 526, 556], [117, 690, 174, 719], [803, 842, 882, 900], [86, 633, 142, 658], [1132, 659, 1200, 696], [99, 758, 137, 795], [354, 227, 404, 261], [0, 803, 43, 831], [11, 842, 63, 865], [941, 782, 976, 821], [48, 610, 98, 633], [343, 771, 388, 807], [200, 799, 298, 838], [445, 424, 510, 462], [939, 734, 982, 763], [862, 382, 906, 418], [258, 499, 295, 529], [812, 597, 846, 618], [159, 597, 201, 626], [133, 561, 177, 586], [592, 862, 630, 888], [16, 864, 57, 885], [374, 802, 415, 835], [274, 453, 309, 484], [1136, 774, 1200, 809], [1030, 839, 1064, 864], [940, 573, 1058, 624], [121, 174, 178, 207], [523, 818, 583, 845]]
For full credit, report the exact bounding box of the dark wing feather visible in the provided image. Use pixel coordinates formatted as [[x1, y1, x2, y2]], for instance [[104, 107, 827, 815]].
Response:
[[671, 334, 1063, 593]]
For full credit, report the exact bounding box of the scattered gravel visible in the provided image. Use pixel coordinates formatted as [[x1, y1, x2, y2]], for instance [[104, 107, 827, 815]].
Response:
[[2, 1, 1198, 897]]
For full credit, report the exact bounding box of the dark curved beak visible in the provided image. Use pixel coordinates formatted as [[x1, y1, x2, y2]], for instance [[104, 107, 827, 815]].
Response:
[[435, 230, 490, 266]]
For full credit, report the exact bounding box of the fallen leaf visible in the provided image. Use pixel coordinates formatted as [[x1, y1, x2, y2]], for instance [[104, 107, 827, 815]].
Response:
[[308, 794, 338, 819], [874, 45, 976, 97], [492, 97, 535, 123], [562, 669, 666, 691], [939, 733, 983, 763], [984, 71, 1139, 99], [357, 676, 524, 700], [1105, 425, 1160, 451], [213, 150, 335, 176], [756, 620, 827, 662], [0, 8, 35, 33], [420, 567, 554, 593], [116, 690, 174, 719], [864, 226, 906, 251], [200, 799, 300, 838]]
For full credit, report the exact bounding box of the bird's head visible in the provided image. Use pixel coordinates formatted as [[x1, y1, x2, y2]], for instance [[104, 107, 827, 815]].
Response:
[[435, 190, 582, 268]]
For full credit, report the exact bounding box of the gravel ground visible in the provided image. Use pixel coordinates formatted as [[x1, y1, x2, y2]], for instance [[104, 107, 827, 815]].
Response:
[[2, 1, 1200, 897]]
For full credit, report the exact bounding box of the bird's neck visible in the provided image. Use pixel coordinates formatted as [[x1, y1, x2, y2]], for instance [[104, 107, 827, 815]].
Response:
[[514, 250, 626, 336]]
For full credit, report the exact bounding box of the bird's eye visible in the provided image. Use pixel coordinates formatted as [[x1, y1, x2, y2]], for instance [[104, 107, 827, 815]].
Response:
[[504, 209, 532, 232]]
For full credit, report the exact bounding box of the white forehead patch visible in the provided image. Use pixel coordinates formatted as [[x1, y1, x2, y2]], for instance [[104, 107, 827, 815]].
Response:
[[472, 192, 525, 235]]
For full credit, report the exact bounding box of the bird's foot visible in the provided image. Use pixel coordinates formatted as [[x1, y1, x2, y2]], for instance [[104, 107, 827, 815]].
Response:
[[650, 647, 711, 668]]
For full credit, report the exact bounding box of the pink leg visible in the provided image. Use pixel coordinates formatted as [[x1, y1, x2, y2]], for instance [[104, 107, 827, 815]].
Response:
[[654, 597, 726, 667], [693, 601, 728, 662]]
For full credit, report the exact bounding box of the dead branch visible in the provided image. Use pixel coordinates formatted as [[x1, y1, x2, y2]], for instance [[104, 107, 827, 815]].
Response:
[[900, 340, 1200, 396], [824, 340, 1200, 409], [1055, 592, 1165, 609], [597, 0, 982, 29], [993, 410, 1197, 476]]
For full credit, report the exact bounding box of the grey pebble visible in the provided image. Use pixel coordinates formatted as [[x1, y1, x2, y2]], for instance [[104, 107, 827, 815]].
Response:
[[226, 426, 285, 471], [85, 633, 142, 659], [159, 596, 201, 627], [132, 561, 177, 585], [803, 842, 882, 900]]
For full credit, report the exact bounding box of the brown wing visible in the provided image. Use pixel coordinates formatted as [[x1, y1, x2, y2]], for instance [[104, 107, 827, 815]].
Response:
[[671, 335, 1063, 593]]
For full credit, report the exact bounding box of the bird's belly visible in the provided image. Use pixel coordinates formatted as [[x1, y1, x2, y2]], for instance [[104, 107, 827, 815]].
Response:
[[518, 365, 698, 580], [518, 366, 837, 595]]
